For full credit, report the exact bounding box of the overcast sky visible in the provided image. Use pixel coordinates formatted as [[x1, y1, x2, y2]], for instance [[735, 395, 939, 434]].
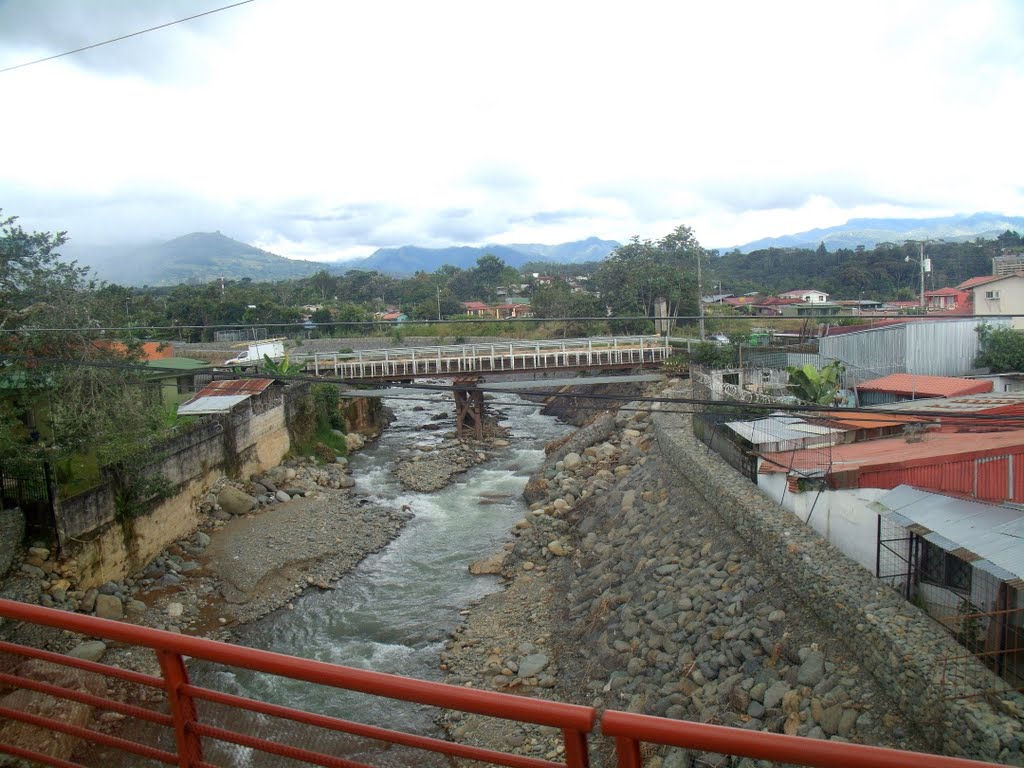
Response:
[[1, 0, 1022, 261]]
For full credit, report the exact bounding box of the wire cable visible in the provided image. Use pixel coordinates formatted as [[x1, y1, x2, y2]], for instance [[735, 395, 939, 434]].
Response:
[[0, 0, 256, 74]]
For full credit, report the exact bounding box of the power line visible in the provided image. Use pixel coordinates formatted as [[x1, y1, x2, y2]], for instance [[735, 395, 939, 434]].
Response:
[[0, 0, 256, 75], [8, 352, 1024, 426]]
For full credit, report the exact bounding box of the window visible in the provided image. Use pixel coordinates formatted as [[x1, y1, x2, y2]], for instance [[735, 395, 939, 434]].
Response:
[[985, 290, 1000, 300], [920, 539, 971, 593]]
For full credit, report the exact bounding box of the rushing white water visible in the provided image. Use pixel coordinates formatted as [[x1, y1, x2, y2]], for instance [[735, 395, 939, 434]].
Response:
[[193, 387, 569, 766]]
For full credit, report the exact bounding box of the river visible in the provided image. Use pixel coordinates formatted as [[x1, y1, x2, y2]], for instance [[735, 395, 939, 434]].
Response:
[[191, 386, 569, 766]]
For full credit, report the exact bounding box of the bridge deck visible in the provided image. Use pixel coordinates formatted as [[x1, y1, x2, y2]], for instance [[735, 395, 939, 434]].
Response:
[[304, 336, 670, 381]]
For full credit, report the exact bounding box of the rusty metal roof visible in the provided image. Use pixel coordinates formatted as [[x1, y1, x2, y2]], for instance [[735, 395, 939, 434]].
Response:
[[193, 378, 275, 398]]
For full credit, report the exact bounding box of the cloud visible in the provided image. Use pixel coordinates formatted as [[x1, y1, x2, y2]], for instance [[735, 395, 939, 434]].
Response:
[[0, 0, 244, 82]]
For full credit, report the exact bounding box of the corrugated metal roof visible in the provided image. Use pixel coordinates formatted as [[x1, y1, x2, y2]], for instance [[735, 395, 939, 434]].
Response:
[[726, 414, 843, 446], [177, 395, 251, 415], [759, 428, 1024, 474], [193, 378, 274, 398], [871, 391, 1024, 414], [876, 485, 1024, 582], [856, 373, 991, 398]]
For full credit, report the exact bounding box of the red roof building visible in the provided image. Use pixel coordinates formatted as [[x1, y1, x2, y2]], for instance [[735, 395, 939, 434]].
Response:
[[759, 429, 1024, 503], [855, 373, 992, 403], [924, 287, 970, 311]]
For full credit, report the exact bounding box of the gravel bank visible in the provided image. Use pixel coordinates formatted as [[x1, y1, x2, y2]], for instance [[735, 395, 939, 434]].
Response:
[[440, 388, 939, 767]]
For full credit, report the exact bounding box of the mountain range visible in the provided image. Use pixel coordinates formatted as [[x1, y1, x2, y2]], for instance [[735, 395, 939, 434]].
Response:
[[66, 234, 622, 285], [726, 212, 1024, 253], [61, 213, 1023, 286]]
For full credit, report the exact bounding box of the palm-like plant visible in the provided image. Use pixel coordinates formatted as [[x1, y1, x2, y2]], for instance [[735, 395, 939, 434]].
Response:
[[786, 361, 844, 405], [261, 354, 302, 376]]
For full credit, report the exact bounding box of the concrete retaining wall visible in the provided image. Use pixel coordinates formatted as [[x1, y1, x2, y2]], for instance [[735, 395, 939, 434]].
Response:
[[59, 388, 298, 588], [652, 385, 1023, 764]]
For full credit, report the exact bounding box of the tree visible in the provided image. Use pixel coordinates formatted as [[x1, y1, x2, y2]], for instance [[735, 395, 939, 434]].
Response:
[[0, 211, 164, 466], [596, 224, 706, 333], [975, 323, 1024, 373]]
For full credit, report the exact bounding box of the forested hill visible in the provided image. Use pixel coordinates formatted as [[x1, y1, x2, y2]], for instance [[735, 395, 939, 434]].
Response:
[[75, 232, 329, 286], [710, 231, 1023, 299], [357, 237, 620, 273]]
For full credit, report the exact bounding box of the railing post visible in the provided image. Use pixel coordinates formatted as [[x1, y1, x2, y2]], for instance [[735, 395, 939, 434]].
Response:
[[614, 735, 642, 768], [564, 728, 591, 768], [158, 650, 204, 767]]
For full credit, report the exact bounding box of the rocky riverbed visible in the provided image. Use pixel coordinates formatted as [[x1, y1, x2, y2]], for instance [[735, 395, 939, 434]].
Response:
[[439, 387, 931, 767]]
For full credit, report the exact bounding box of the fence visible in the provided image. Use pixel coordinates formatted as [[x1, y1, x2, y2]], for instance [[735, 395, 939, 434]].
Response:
[[0, 600, 1008, 768], [0, 458, 56, 544], [877, 517, 1024, 699]]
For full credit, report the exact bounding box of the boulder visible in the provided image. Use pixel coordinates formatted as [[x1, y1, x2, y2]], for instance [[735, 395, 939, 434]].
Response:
[[94, 594, 123, 621], [68, 641, 107, 663], [562, 452, 582, 470], [275, 490, 292, 503], [217, 486, 256, 516], [469, 552, 507, 575], [345, 433, 365, 452]]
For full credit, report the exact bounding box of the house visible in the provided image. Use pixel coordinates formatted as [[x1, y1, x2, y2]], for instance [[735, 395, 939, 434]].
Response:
[[750, 297, 804, 316], [461, 301, 491, 317], [144, 357, 213, 409], [854, 373, 992, 405], [960, 273, 1024, 329], [779, 289, 829, 303], [759, 428, 1024, 504], [925, 287, 971, 311], [779, 302, 843, 317], [378, 311, 407, 323], [835, 299, 885, 313], [874, 485, 1023, 672]]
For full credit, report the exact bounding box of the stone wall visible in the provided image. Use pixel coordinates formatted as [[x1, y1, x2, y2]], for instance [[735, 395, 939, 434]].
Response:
[[652, 384, 1023, 763]]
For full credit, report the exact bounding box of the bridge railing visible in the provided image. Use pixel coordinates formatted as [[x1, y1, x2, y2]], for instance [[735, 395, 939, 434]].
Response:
[[1, 599, 1005, 768], [305, 336, 670, 379]]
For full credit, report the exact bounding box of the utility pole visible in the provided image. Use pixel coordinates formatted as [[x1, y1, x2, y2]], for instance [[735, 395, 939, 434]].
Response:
[[919, 242, 925, 310], [696, 251, 706, 341], [437, 287, 441, 321]]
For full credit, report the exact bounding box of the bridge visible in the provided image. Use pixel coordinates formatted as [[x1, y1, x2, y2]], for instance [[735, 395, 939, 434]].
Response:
[[0, 599, 1000, 768], [302, 336, 671, 381], [302, 336, 672, 439]]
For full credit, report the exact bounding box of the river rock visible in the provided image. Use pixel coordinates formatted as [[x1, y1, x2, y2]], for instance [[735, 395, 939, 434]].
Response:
[[562, 452, 582, 470], [517, 654, 549, 678], [345, 433, 365, 452], [275, 490, 292, 503], [68, 641, 107, 662], [797, 651, 825, 687], [217, 486, 256, 516], [94, 594, 124, 621], [469, 552, 507, 575]]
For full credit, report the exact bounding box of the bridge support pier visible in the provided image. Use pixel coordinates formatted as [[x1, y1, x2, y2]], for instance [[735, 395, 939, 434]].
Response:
[[453, 377, 485, 440]]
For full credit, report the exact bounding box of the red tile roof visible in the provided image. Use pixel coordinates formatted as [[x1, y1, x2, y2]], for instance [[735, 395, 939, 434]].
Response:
[[925, 287, 965, 297], [959, 275, 1004, 290], [856, 374, 992, 398]]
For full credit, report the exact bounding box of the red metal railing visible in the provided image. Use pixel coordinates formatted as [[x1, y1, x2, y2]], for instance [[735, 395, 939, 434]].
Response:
[[0, 598, 594, 768], [601, 710, 1004, 768], [0, 598, 1009, 768]]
